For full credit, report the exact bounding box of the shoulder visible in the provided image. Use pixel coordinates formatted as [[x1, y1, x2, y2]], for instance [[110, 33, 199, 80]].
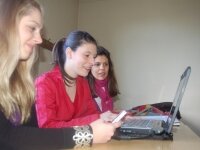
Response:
[[0, 110, 6, 121], [35, 66, 62, 85], [0, 110, 12, 131]]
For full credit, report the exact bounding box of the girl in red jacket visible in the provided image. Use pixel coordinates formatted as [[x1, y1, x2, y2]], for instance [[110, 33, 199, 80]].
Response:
[[35, 31, 118, 128]]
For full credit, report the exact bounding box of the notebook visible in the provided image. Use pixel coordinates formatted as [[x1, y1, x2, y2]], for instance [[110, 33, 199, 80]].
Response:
[[113, 66, 191, 140]]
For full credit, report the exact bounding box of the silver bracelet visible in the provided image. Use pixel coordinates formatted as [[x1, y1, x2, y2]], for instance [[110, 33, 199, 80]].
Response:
[[73, 125, 93, 148]]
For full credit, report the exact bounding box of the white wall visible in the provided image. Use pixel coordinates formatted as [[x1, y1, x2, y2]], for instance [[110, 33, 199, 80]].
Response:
[[36, 0, 200, 136], [78, 0, 200, 135], [36, 0, 78, 75]]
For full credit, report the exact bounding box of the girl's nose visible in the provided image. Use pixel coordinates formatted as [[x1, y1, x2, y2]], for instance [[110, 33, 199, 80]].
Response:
[[99, 64, 103, 69], [90, 57, 95, 65], [34, 33, 43, 44], [99, 64, 105, 69]]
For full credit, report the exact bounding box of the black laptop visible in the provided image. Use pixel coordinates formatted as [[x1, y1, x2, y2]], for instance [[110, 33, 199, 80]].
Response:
[[113, 66, 191, 140]]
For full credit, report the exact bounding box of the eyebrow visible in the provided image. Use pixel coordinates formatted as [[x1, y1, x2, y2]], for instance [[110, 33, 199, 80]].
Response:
[[28, 20, 42, 28]]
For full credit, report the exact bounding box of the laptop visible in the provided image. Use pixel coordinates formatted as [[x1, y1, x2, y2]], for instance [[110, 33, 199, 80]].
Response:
[[113, 66, 191, 140]]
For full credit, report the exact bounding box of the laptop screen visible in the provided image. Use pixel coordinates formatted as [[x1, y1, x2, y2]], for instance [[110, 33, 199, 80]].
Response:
[[166, 66, 191, 133]]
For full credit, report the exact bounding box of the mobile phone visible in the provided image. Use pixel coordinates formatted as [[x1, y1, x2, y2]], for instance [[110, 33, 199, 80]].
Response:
[[112, 110, 127, 123]]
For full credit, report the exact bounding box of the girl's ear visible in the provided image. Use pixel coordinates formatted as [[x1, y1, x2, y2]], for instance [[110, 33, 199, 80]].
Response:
[[65, 47, 73, 59]]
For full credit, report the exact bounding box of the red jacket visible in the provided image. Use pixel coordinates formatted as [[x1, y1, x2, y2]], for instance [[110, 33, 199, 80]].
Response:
[[35, 66, 100, 128]]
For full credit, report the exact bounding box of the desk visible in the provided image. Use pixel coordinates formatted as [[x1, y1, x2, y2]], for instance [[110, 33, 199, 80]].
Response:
[[71, 123, 200, 150]]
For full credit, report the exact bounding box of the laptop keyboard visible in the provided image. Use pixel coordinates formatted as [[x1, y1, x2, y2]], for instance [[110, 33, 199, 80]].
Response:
[[122, 119, 162, 129]]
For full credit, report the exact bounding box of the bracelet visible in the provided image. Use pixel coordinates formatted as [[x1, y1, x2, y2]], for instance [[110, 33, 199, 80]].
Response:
[[73, 125, 93, 148]]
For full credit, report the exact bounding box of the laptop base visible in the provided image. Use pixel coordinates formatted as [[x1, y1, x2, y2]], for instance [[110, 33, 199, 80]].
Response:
[[112, 128, 173, 140]]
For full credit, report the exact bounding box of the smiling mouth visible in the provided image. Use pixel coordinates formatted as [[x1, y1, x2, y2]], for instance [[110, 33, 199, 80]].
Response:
[[99, 72, 105, 75], [26, 44, 34, 50]]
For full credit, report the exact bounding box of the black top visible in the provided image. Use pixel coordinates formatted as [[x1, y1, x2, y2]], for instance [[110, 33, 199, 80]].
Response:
[[0, 106, 92, 150]]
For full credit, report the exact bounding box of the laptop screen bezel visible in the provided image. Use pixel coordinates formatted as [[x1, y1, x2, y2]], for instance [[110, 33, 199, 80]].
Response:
[[166, 66, 191, 133]]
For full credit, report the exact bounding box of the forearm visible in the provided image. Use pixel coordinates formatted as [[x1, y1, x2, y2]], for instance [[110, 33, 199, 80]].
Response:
[[0, 110, 93, 149], [2, 125, 93, 150]]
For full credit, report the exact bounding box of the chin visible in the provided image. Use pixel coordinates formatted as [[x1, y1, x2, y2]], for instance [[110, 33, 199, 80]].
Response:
[[20, 52, 32, 60], [98, 76, 106, 80], [20, 48, 33, 59], [20, 56, 30, 60], [98, 78, 105, 80], [80, 72, 89, 77]]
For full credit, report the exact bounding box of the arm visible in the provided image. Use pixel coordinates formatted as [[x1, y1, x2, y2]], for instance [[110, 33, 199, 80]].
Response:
[[0, 110, 93, 149]]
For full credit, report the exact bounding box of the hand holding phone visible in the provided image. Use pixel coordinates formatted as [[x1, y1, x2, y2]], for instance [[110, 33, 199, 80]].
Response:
[[112, 110, 127, 123]]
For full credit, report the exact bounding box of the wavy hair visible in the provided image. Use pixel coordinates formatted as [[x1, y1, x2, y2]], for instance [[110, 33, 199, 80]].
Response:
[[0, 0, 43, 123], [87, 46, 120, 97]]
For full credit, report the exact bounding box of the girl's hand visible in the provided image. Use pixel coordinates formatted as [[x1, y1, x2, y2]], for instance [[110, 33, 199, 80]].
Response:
[[90, 119, 121, 144]]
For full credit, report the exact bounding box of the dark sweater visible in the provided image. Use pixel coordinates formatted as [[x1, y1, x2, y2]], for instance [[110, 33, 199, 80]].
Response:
[[0, 106, 92, 150]]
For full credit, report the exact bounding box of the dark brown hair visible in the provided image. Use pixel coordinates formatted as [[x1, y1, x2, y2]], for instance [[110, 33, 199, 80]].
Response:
[[87, 46, 120, 97], [52, 30, 97, 86]]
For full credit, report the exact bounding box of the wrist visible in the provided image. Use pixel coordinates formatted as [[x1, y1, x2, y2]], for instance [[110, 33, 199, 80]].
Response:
[[73, 125, 93, 148]]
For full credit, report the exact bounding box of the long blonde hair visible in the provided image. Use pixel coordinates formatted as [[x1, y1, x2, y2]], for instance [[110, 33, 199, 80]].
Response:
[[0, 0, 43, 123]]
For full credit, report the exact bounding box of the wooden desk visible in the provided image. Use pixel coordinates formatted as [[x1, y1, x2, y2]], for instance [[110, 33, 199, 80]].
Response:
[[71, 123, 200, 150]]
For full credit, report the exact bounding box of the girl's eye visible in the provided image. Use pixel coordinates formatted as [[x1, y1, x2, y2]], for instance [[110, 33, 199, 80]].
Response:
[[93, 62, 108, 67], [28, 26, 36, 32], [94, 63, 101, 67]]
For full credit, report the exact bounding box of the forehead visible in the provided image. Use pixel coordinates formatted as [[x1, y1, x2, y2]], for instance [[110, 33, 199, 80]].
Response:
[[95, 55, 108, 62], [76, 42, 97, 53], [20, 8, 43, 28]]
